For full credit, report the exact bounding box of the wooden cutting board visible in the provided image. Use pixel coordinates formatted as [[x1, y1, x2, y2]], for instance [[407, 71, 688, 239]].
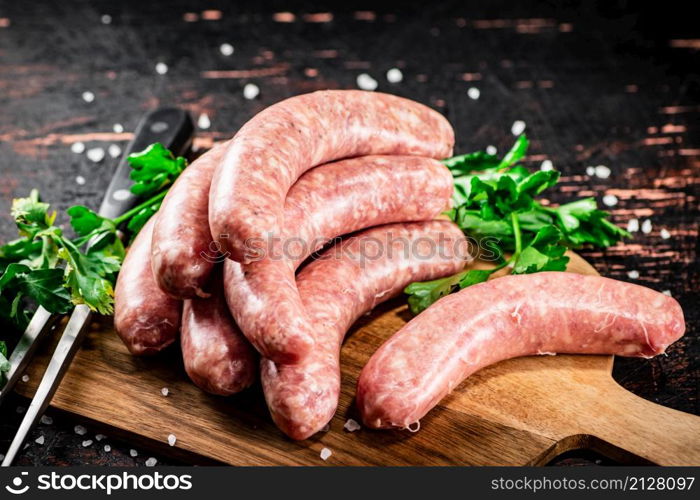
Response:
[[14, 253, 700, 465]]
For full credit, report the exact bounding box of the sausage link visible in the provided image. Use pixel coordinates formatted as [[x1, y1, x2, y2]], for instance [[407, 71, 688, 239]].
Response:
[[210, 90, 455, 263], [260, 221, 468, 440], [151, 142, 228, 299], [357, 272, 686, 430], [181, 268, 257, 395], [114, 216, 181, 355], [224, 155, 454, 364]]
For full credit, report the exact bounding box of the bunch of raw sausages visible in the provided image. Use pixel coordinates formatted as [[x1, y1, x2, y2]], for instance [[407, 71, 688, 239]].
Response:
[[114, 90, 685, 440]]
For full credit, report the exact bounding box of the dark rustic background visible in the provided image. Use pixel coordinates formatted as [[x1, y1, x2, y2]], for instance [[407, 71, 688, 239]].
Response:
[[0, 0, 697, 466]]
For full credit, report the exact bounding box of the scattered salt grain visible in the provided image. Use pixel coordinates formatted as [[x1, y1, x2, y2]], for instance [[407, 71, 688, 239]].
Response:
[[220, 43, 234, 56], [86, 147, 105, 163], [197, 113, 211, 130], [95, 434, 106, 441], [627, 218, 639, 233], [627, 270, 640, 279], [486, 145, 497, 156], [21, 374, 29, 382], [155, 62, 168, 75], [467, 87, 480, 100], [108, 144, 122, 158], [130, 449, 138, 457], [386, 68, 403, 83], [343, 419, 361, 432], [0, 454, 5, 461], [16, 406, 25, 414], [641, 219, 652, 234], [74, 425, 87, 436], [167, 434, 177, 446], [35, 435, 45, 445], [243, 83, 260, 100], [71, 141, 86, 154], [104, 445, 111, 452], [112, 123, 124, 133], [40, 415, 53, 425], [112, 189, 130, 201], [161, 387, 169, 396], [320, 447, 332, 460], [662, 290, 672, 297], [82, 440, 93, 447], [356, 73, 378, 91], [660, 228, 671, 239], [82, 91, 95, 103], [511, 120, 526, 136], [585, 166, 595, 176], [540, 160, 553, 171], [76, 175, 86, 185], [145, 457, 157, 467], [594, 165, 611, 179], [101, 14, 112, 25], [602, 194, 618, 207]]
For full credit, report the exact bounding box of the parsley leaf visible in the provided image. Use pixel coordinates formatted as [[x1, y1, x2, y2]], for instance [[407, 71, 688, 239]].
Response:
[[128, 143, 187, 197]]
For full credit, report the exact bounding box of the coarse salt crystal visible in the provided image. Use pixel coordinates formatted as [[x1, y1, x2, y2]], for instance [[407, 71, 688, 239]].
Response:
[[540, 160, 553, 171], [167, 434, 177, 446], [320, 447, 332, 460], [16, 406, 25, 414], [220, 43, 234, 56], [161, 387, 169, 396], [21, 374, 29, 382], [104, 445, 111, 452], [602, 194, 618, 207], [627, 218, 639, 232], [95, 434, 106, 441], [243, 83, 260, 100], [76, 175, 86, 185], [343, 419, 361, 432], [0, 454, 4, 461], [112, 189, 130, 201], [113, 123, 124, 133], [641, 219, 652, 234], [594, 165, 611, 178], [511, 120, 526, 136], [82, 91, 95, 103], [627, 270, 639, 279], [129, 449, 138, 457], [74, 425, 87, 435], [386, 68, 403, 83], [467, 87, 480, 100], [660, 228, 671, 239], [145, 457, 157, 467], [82, 440, 93, 447], [155, 62, 168, 75], [101, 14, 112, 24], [197, 113, 211, 130], [662, 290, 672, 296], [108, 144, 122, 158], [71, 142, 86, 154], [40, 415, 53, 425], [486, 145, 497, 156], [356, 73, 378, 91], [87, 147, 105, 163], [35, 435, 45, 445], [586, 166, 595, 176]]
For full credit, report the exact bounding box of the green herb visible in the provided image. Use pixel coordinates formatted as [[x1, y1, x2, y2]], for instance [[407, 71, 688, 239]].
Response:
[[405, 134, 630, 314], [0, 144, 187, 329]]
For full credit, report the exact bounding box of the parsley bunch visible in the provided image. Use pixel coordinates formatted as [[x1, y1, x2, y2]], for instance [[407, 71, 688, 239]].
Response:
[[405, 135, 630, 314], [0, 143, 187, 364]]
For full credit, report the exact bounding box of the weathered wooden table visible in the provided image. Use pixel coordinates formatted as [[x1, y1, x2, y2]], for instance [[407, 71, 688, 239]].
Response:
[[0, 0, 697, 465]]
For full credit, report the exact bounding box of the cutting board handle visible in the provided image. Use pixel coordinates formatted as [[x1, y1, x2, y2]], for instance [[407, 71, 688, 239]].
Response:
[[575, 380, 700, 466]]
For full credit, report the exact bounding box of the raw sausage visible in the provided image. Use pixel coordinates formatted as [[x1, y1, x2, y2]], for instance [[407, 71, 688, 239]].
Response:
[[181, 268, 257, 395], [357, 272, 686, 430], [114, 216, 181, 355], [260, 220, 468, 440], [151, 142, 228, 299], [224, 155, 454, 364], [209, 90, 455, 263]]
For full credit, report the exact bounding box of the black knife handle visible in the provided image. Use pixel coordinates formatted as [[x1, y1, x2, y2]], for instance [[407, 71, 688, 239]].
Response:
[[98, 108, 194, 220]]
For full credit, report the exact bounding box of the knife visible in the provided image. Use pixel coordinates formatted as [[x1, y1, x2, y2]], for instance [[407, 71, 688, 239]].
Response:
[[0, 108, 194, 465]]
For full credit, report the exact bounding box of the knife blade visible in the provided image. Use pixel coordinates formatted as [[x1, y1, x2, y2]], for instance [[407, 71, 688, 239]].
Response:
[[1, 108, 194, 465]]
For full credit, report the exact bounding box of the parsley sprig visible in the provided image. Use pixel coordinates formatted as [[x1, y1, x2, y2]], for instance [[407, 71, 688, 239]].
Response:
[[405, 135, 630, 314]]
